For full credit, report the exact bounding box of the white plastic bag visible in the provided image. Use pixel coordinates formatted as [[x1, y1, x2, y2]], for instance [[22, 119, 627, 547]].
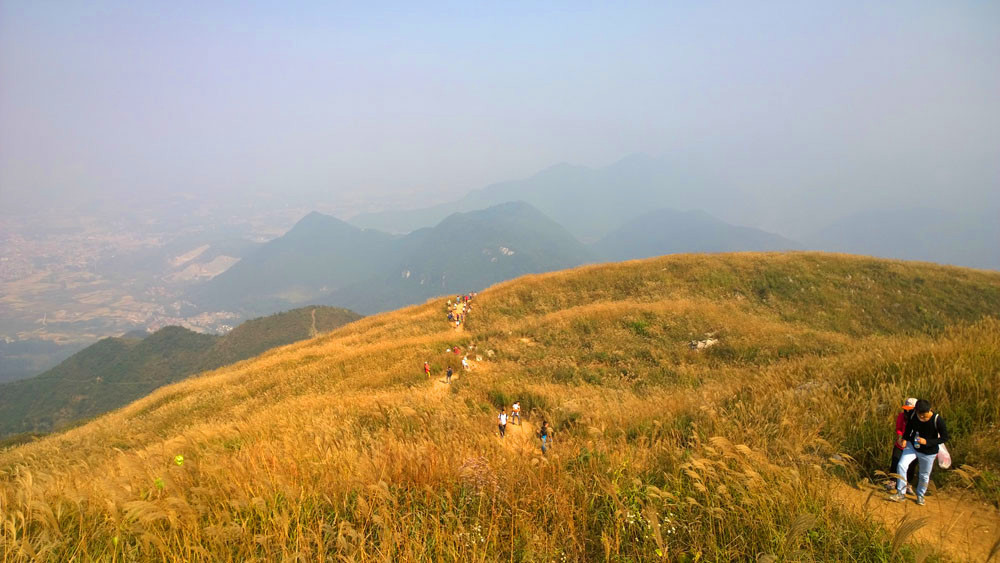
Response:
[[936, 443, 952, 469]]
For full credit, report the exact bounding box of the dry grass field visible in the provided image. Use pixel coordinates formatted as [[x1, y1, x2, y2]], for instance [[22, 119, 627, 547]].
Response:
[[2, 252, 1000, 561]]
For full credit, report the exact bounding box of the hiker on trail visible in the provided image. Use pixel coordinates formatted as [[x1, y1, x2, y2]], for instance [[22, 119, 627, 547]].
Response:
[[890, 399, 950, 506], [424, 361, 431, 378], [539, 420, 552, 454], [462, 356, 470, 371], [498, 408, 508, 438], [887, 397, 919, 492], [511, 401, 521, 425], [446, 366, 453, 384]]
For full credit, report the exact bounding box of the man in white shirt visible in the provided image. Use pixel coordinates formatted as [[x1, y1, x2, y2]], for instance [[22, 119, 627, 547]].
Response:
[[498, 408, 507, 438], [511, 401, 521, 425]]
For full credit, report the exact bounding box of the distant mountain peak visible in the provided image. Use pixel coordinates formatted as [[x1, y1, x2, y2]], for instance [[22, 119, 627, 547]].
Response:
[[293, 211, 350, 229], [283, 211, 361, 240]]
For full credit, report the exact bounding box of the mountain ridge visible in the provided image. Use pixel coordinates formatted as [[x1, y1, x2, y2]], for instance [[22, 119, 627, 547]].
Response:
[[190, 201, 594, 316], [347, 156, 997, 271], [2, 252, 998, 560], [348, 153, 752, 242]]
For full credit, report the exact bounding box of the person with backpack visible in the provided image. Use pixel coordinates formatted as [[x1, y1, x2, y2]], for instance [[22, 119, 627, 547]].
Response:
[[887, 398, 919, 492], [889, 399, 949, 506], [511, 401, 521, 425], [498, 408, 508, 438]]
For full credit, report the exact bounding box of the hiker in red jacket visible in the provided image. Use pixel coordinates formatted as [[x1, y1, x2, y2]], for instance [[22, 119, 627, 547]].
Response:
[[887, 397, 918, 492]]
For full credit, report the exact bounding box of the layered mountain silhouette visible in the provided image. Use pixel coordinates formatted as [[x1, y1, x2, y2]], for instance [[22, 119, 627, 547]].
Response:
[[349, 156, 997, 271], [190, 202, 595, 316], [0, 306, 360, 439], [349, 154, 754, 243], [185, 160, 995, 322], [592, 208, 798, 261], [184, 202, 823, 318]]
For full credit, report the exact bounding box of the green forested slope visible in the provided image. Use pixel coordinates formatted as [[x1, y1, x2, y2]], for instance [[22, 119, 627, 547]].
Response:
[[0, 306, 360, 439]]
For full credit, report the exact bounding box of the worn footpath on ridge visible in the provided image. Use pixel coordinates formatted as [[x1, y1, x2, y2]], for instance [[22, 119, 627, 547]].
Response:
[[832, 481, 1000, 561]]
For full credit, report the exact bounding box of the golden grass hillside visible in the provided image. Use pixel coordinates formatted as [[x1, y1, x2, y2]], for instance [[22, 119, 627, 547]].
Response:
[[2, 252, 1000, 561]]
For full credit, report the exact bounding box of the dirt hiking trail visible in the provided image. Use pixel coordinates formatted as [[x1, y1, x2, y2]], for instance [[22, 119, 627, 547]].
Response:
[[831, 480, 1000, 561], [430, 371, 458, 396], [499, 418, 544, 457], [425, 355, 548, 458]]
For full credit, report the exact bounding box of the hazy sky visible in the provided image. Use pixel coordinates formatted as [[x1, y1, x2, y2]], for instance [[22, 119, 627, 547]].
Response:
[[2, 1, 998, 220]]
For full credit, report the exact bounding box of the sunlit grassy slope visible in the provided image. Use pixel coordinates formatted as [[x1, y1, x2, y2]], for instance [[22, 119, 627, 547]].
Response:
[[2, 252, 999, 561]]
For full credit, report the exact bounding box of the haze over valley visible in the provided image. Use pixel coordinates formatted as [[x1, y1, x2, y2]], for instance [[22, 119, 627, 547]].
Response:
[[3, 151, 998, 382]]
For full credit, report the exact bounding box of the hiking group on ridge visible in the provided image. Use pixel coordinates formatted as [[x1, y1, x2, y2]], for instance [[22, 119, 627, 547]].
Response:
[[446, 292, 475, 329], [419, 292, 481, 386], [440, 294, 556, 455]]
